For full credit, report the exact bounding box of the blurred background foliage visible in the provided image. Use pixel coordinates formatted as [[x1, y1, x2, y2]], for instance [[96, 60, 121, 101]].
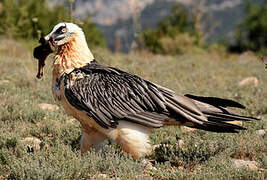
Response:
[[142, 0, 267, 55], [0, 0, 266, 54], [0, 0, 106, 48], [0, 0, 267, 55], [142, 5, 200, 55], [230, 0, 267, 54]]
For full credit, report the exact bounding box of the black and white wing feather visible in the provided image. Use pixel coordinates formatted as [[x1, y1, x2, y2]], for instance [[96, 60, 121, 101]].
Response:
[[63, 61, 205, 128], [63, 60, 258, 132]]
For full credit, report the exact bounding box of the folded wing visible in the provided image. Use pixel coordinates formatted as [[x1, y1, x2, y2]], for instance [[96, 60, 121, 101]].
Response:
[[63, 61, 258, 132]]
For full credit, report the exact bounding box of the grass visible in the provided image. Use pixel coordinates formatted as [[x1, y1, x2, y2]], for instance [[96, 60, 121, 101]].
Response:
[[0, 38, 266, 179]]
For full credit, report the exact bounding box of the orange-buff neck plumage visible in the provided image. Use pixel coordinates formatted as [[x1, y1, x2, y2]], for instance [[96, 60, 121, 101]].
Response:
[[52, 32, 94, 79]]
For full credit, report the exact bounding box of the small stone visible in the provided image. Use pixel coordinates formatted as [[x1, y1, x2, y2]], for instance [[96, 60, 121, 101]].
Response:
[[21, 137, 41, 144], [36, 122, 42, 127], [38, 103, 59, 112], [47, 133, 53, 137], [145, 162, 157, 171], [141, 159, 149, 165], [21, 137, 41, 152], [142, 159, 157, 172], [232, 159, 258, 170], [257, 129, 265, 137], [238, 77, 258, 87], [0, 80, 10, 84], [152, 144, 160, 150], [181, 126, 196, 133], [178, 139, 184, 148], [44, 143, 50, 150], [67, 118, 76, 123], [96, 174, 107, 179]]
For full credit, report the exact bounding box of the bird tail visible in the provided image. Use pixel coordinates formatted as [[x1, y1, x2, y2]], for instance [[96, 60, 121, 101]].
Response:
[[184, 94, 260, 133]]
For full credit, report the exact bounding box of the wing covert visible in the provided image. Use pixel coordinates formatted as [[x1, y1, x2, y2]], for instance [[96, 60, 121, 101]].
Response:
[[63, 62, 169, 129]]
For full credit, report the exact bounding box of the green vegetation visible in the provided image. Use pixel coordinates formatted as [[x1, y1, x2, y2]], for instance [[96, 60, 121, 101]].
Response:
[[0, 39, 266, 179], [143, 1, 267, 56], [231, 0, 267, 53], [0, 0, 106, 48], [142, 5, 200, 55]]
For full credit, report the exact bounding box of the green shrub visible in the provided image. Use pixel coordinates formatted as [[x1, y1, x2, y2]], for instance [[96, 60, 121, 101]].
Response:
[[0, 0, 106, 48], [150, 132, 229, 169], [0, 0, 68, 39], [231, 0, 267, 53], [5, 137, 17, 149], [142, 4, 199, 55], [159, 33, 198, 55]]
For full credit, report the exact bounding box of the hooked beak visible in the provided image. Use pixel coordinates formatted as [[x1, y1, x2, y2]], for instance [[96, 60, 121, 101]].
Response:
[[33, 37, 55, 79], [44, 32, 65, 45]]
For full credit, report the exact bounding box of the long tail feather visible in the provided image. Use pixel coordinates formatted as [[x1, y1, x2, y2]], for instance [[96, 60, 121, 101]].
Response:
[[185, 94, 245, 109], [184, 94, 260, 132], [190, 120, 246, 133]]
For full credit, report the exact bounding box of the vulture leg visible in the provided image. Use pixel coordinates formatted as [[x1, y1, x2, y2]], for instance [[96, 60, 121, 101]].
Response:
[[115, 121, 152, 159], [81, 125, 107, 155]]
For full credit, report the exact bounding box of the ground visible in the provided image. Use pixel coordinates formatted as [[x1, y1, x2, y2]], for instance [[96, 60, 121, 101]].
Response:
[[0, 39, 266, 179]]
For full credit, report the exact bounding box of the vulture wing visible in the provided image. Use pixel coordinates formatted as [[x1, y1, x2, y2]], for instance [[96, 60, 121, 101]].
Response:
[[63, 61, 208, 129], [63, 60, 258, 132]]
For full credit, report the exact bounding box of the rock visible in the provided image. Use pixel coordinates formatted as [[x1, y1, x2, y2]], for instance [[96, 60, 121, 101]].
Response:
[[47, 133, 53, 137], [178, 139, 184, 148], [181, 126, 196, 133], [152, 144, 160, 150], [21, 137, 41, 144], [256, 129, 265, 137], [232, 159, 258, 170], [0, 174, 8, 179], [142, 159, 157, 171], [44, 143, 50, 150], [145, 162, 157, 171], [36, 122, 43, 127], [38, 103, 59, 112], [238, 77, 258, 87], [95, 174, 108, 179], [67, 118, 76, 124], [141, 159, 149, 165], [21, 137, 41, 152], [0, 80, 10, 84]]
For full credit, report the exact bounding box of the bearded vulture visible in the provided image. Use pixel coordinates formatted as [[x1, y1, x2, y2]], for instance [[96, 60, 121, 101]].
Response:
[[33, 22, 258, 159]]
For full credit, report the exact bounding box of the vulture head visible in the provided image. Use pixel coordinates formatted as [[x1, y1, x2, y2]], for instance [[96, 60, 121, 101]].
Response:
[[43, 22, 83, 46], [34, 22, 90, 79]]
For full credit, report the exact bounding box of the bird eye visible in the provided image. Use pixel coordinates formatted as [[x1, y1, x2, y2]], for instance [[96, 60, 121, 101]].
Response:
[[62, 27, 67, 33], [56, 26, 67, 34]]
